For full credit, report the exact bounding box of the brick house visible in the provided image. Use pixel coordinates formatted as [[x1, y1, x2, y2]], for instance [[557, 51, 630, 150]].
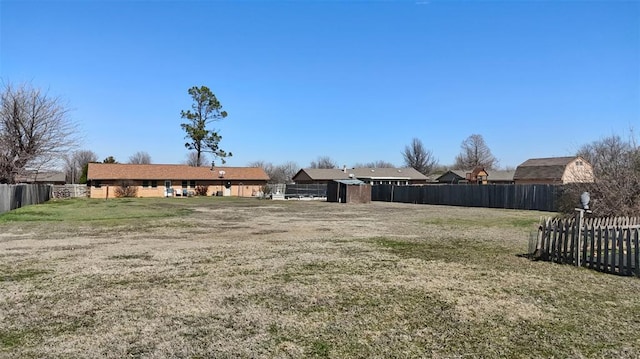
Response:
[[87, 163, 269, 199]]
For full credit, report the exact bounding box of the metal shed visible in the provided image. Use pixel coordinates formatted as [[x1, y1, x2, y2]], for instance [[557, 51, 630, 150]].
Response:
[[326, 179, 371, 204]]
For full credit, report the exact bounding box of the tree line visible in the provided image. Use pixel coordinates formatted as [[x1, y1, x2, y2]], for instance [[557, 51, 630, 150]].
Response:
[[2, 81, 637, 216]]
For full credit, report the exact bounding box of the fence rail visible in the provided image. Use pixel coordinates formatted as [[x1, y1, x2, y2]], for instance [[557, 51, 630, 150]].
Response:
[[0, 184, 52, 214], [284, 184, 327, 198], [532, 216, 640, 277], [372, 184, 559, 211]]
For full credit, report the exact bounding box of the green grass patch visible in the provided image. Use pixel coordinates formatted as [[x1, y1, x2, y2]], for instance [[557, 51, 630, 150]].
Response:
[[0, 197, 196, 223], [308, 339, 331, 358], [108, 253, 154, 261], [374, 236, 507, 264], [0, 330, 23, 349], [421, 215, 540, 229], [0, 268, 51, 282]]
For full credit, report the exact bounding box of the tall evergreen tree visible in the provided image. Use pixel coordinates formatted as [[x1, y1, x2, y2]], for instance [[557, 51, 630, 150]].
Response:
[[180, 86, 231, 166]]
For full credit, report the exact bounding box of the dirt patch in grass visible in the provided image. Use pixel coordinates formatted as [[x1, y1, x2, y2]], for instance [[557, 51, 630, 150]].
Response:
[[0, 198, 638, 358]]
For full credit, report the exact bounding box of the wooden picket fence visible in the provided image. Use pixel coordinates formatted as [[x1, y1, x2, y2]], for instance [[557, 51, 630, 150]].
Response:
[[532, 216, 640, 277]]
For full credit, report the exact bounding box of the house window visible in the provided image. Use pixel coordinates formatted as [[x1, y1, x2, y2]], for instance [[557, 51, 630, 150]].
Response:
[[576, 160, 583, 166], [190, 180, 196, 188], [94, 181, 101, 188], [182, 180, 187, 188], [143, 180, 157, 188]]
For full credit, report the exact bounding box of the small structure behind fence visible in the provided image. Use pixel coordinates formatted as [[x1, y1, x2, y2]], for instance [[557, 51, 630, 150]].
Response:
[[531, 216, 640, 277], [0, 184, 52, 214]]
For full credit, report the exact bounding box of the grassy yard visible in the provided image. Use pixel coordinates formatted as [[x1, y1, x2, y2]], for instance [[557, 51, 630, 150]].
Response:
[[0, 197, 639, 358]]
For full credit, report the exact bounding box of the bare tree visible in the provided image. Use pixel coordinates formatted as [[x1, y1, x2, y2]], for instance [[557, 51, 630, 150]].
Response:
[[352, 160, 396, 168], [310, 156, 337, 169], [0, 82, 77, 183], [453, 134, 498, 170], [185, 151, 207, 167], [273, 161, 299, 183], [248, 160, 299, 183], [64, 150, 98, 184], [248, 160, 274, 179], [128, 151, 152, 164], [577, 135, 637, 177], [562, 133, 640, 216], [402, 138, 437, 175]]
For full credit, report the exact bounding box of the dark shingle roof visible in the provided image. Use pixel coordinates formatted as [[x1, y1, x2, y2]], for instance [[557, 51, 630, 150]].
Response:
[[348, 167, 428, 180], [513, 156, 577, 180], [294, 167, 428, 181], [15, 171, 66, 183], [294, 169, 352, 181], [488, 170, 516, 182]]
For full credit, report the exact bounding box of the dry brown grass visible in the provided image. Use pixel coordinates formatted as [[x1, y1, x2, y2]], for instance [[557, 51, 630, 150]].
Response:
[[1, 198, 639, 358]]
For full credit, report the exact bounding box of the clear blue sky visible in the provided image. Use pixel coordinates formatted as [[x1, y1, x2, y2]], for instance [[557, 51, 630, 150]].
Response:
[[1, 0, 638, 169]]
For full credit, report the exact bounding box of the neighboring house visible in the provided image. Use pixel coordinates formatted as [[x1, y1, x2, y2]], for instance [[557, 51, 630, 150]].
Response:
[[435, 169, 515, 184], [513, 156, 594, 184], [87, 163, 269, 199], [486, 170, 516, 184], [292, 167, 429, 185], [467, 167, 489, 184], [291, 168, 351, 185], [14, 171, 66, 185], [435, 170, 467, 184]]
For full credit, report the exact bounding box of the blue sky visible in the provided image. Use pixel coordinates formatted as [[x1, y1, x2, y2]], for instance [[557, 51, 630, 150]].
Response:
[[1, 0, 638, 169]]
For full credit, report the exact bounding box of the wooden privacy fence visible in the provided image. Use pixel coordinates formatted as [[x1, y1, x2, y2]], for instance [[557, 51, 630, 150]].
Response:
[[0, 184, 52, 214], [372, 184, 559, 211], [532, 216, 640, 277]]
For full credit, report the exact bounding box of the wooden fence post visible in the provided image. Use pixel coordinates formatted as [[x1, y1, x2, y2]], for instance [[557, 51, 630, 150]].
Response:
[[575, 209, 584, 267]]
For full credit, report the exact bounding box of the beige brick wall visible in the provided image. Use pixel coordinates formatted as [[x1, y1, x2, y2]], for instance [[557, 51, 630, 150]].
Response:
[[89, 180, 266, 198]]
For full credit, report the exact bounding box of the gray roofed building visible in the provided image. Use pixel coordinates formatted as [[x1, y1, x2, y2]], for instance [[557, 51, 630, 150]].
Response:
[[435, 170, 467, 184], [291, 169, 352, 184], [292, 167, 429, 185], [487, 170, 516, 184], [15, 171, 66, 185], [435, 169, 515, 184]]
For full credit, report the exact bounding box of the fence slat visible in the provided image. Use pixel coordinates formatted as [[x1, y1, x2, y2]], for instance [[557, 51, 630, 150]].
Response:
[[618, 228, 625, 275], [587, 226, 595, 270], [634, 229, 640, 277], [604, 229, 612, 274], [625, 229, 633, 276]]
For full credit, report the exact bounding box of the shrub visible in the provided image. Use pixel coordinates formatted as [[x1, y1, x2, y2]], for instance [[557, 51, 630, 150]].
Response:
[[194, 185, 209, 196], [562, 134, 640, 217], [114, 181, 138, 198]]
